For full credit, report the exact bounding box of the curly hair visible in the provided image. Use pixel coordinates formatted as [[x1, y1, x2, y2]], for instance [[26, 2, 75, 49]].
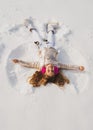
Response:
[[28, 70, 70, 87]]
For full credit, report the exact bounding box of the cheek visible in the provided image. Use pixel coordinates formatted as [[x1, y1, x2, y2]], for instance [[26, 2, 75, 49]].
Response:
[[45, 68, 49, 73]]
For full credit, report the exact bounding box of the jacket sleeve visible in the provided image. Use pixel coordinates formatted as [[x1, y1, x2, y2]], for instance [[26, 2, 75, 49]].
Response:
[[58, 63, 80, 71], [18, 60, 40, 69]]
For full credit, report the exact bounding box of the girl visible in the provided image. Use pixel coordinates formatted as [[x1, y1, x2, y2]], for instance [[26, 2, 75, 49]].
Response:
[[12, 19, 84, 88]]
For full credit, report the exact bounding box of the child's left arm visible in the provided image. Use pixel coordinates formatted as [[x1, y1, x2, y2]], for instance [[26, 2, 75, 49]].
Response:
[[59, 63, 85, 71]]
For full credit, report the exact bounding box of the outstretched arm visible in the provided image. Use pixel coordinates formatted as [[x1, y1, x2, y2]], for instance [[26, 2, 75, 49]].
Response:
[[59, 63, 85, 71], [12, 59, 40, 69]]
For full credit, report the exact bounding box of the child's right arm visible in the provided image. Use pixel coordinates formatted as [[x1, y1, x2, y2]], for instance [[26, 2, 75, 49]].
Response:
[[12, 59, 40, 69]]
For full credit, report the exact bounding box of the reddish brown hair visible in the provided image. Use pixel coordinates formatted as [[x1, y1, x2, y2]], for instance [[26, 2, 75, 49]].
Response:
[[28, 70, 70, 88]]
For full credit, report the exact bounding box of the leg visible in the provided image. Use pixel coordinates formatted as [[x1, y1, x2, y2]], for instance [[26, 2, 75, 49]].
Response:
[[30, 30, 42, 49], [46, 22, 60, 47], [24, 17, 43, 42], [47, 31, 56, 47]]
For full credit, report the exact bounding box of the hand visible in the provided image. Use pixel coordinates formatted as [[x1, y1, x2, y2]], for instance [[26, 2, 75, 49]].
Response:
[[79, 66, 85, 71], [12, 59, 19, 63]]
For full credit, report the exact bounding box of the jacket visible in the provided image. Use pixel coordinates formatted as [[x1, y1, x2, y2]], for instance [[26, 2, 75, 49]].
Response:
[[18, 47, 80, 71]]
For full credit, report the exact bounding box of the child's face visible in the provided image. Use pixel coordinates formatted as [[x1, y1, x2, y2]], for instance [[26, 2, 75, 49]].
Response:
[[45, 64, 55, 77]]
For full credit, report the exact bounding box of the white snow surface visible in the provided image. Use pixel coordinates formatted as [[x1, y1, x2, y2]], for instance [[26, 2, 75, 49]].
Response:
[[0, 0, 93, 130]]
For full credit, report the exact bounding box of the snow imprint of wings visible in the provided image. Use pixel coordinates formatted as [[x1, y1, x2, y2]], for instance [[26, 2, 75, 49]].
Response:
[[5, 18, 89, 94]]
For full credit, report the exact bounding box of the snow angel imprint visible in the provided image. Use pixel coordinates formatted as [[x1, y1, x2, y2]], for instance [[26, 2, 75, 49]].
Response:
[[12, 18, 85, 88]]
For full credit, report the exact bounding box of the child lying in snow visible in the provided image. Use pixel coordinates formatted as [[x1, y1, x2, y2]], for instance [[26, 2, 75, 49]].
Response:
[[12, 19, 84, 88]]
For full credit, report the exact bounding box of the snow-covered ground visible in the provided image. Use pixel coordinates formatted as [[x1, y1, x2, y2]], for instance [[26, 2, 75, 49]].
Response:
[[0, 0, 93, 130]]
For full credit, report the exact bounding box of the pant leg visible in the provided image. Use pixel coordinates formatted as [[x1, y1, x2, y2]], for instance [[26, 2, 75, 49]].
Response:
[[32, 30, 42, 42], [32, 30, 47, 50], [47, 31, 56, 47]]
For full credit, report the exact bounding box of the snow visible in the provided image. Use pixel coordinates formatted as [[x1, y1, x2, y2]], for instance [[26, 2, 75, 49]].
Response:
[[0, 0, 93, 130]]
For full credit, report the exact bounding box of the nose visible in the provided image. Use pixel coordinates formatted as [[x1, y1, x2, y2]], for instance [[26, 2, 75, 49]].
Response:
[[50, 64, 53, 68]]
